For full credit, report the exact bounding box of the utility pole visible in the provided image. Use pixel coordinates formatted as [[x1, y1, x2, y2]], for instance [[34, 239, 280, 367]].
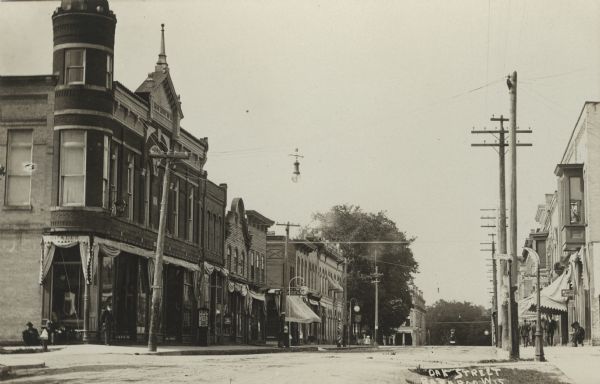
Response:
[[480, 231, 497, 347], [276, 222, 300, 347], [147, 148, 189, 352], [507, 71, 520, 360], [371, 248, 383, 345], [471, 108, 531, 355]]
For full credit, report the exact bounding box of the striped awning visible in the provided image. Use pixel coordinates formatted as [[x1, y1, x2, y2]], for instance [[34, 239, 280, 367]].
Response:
[[286, 296, 321, 324], [519, 267, 571, 315], [327, 276, 344, 292]]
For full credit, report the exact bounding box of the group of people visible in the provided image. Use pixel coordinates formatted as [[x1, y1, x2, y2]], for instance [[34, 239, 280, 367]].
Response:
[[519, 316, 558, 347], [519, 316, 587, 347], [20, 303, 114, 347]]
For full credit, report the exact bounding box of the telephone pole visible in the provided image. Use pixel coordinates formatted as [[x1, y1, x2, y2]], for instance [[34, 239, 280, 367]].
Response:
[[276, 222, 300, 347], [480, 229, 497, 347], [471, 104, 531, 356], [371, 248, 383, 345], [507, 70, 520, 359], [147, 148, 190, 352]]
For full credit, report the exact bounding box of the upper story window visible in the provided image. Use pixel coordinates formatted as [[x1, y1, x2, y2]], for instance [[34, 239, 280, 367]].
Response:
[[227, 246, 232, 271], [234, 248, 239, 274], [102, 136, 109, 209], [60, 130, 86, 206], [106, 55, 113, 89], [569, 176, 583, 224], [65, 49, 85, 85], [5, 130, 33, 206], [126, 153, 135, 220], [152, 102, 171, 121], [187, 188, 194, 241]]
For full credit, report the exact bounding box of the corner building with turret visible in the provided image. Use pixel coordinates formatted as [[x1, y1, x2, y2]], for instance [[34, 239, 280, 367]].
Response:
[[0, 0, 228, 345]]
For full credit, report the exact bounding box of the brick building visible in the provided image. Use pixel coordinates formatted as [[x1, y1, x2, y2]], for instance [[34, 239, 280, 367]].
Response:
[[223, 198, 273, 344], [518, 101, 600, 345], [0, 76, 56, 342], [265, 236, 345, 345], [0, 0, 227, 345], [392, 286, 426, 346]]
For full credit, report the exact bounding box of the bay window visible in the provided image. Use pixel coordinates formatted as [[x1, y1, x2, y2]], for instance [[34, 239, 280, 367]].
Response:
[[60, 130, 86, 206]]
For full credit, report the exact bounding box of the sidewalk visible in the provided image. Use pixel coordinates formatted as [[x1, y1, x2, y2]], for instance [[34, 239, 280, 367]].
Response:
[[0, 343, 376, 373], [541, 344, 600, 384], [495, 344, 600, 384]]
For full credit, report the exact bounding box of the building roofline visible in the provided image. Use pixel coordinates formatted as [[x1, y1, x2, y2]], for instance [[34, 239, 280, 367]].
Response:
[[246, 210, 275, 226], [560, 101, 600, 165], [0, 75, 57, 86]]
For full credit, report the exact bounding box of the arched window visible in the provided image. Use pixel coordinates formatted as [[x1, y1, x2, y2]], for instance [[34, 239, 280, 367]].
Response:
[[234, 248, 239, 274], [241, 251, 246, 276], [227, 246, 232, 271]]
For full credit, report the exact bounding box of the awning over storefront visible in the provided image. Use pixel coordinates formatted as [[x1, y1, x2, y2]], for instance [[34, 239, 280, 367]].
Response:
[[286, 296, 321, 324], [249, 290, 265, 301], [327, 276, 344, 292], [519, 267, 571, 315]]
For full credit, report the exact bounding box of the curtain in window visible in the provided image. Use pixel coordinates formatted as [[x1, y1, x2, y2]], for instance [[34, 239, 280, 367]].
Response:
[[39, 236, 91, 284], [60, 131, 85, 205], [6, 130, 32, 205]]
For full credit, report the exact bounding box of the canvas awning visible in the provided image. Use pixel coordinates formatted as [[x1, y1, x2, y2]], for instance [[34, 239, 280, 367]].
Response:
[[327, 276, 344, 292], [519, 267, 571, 315], [286, 296, 321, 324]]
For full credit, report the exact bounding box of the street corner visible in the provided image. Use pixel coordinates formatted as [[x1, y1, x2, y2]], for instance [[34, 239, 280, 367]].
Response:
[[404, 364, 573, 384]]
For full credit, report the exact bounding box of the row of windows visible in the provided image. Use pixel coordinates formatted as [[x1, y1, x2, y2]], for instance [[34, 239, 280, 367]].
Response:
[[226, 246, 266, 284], [64, 48, 113, 89], [294, 256, 342, 298], [57, 130, 222, 246]]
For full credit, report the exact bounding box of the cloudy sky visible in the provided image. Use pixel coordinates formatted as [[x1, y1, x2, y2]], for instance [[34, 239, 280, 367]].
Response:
[[2, 0, 599, 307]]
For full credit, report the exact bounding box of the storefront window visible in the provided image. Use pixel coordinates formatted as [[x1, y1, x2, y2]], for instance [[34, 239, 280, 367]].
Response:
[[137, 259, 149, 334], [51, 249, 84, 331], [183, 271, 193, 335], [101, 256, 114, 308]]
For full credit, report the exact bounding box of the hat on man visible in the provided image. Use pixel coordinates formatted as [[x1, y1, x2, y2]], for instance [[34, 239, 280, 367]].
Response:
[[26, 322, 33, 327]]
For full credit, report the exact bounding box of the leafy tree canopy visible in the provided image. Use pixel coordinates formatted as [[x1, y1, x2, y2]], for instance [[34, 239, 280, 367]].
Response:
[[426, 300, 492, 346], [307, 205, 418, 340]]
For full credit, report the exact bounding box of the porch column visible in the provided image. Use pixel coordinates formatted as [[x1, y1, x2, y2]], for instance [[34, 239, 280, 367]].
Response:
[[82, 239, 93, 344], [83, 283, 90, 343]]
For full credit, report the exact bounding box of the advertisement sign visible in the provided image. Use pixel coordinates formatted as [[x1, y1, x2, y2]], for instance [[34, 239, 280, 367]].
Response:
[[198, 308, 209, 327]]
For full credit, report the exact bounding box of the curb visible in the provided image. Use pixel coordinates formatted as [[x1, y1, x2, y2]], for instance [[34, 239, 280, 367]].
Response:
[[0, 362, 45, 380], [138, 346, 320, 356]]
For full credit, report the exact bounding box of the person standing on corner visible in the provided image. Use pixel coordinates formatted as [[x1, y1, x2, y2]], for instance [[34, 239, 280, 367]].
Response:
[[100, 303, 114, 346]]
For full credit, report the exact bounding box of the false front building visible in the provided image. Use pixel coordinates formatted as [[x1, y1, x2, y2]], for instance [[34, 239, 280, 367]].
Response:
[[0, 0, 228, 345]]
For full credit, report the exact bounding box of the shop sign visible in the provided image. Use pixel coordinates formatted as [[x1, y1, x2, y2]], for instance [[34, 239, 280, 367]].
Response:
[[198, 308, 209, 327], [561, 289, 574, 298]]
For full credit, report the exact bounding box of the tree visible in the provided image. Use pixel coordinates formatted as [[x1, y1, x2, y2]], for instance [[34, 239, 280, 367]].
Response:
[[309, 205, 418, 341], [426, 300, 491, 346]]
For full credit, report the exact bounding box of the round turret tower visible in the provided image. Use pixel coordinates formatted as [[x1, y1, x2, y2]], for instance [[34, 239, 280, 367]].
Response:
[[51, 0, 117, 208]]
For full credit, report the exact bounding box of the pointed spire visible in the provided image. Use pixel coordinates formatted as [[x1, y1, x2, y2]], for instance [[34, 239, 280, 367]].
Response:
[[155, 23, 168, 72]]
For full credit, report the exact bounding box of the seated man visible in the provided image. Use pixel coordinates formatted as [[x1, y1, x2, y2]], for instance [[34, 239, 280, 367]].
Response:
[[22, 322, 40, 346]]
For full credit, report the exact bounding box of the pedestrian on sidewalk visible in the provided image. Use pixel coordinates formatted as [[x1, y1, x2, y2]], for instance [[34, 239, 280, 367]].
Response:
[[100, 303, 114, 346], [547, 315, 557, 346], [520, 320, 530, 347], [40, 326, 49, 352], [571, 322, 585, 347], [529, 321, 536, 347], [22, 322, 40, 346]]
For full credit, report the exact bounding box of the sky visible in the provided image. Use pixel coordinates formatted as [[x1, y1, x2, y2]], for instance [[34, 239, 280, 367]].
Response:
[[2, 0, 600, 308]]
